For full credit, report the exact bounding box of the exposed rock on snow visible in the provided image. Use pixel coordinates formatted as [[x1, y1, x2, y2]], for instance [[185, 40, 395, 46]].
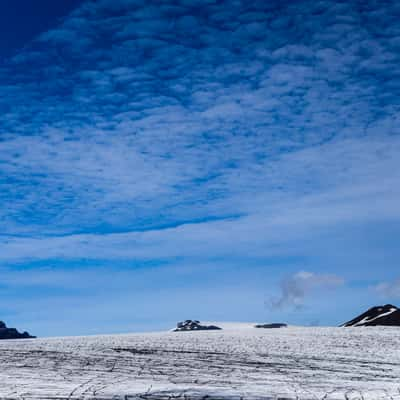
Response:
[[0, 321, 35, 339], [342, 304, 400, 327], [173, 320, 222, 331], [254, 323, 287, 328]]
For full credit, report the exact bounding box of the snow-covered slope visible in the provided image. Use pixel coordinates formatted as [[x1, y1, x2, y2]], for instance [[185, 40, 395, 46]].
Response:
[[0, 326, 399, 399], [342, 304, 400, 326]]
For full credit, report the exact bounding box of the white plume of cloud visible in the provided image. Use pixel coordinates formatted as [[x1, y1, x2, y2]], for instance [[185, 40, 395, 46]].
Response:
[[270, 271, 345, 309]]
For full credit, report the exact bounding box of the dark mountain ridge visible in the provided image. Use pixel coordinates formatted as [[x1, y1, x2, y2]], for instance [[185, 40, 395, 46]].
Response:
[[342, 304, 400, 327], [0, 321, 35, 339], [173, 320, 222, 331]]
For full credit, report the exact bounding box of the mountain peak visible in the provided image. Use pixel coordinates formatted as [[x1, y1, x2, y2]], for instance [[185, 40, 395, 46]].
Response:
[[342, 304, 400, 327]]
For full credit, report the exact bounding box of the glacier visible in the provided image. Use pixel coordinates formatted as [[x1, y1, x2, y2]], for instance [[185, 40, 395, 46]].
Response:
[[0, 325, 399, 399]]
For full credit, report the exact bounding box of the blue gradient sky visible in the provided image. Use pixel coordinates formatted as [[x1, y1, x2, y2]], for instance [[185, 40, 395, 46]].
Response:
[[0, 0, 400, 337]]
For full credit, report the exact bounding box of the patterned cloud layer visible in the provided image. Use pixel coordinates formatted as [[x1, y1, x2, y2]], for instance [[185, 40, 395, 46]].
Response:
[[0, 0, 399, 333]]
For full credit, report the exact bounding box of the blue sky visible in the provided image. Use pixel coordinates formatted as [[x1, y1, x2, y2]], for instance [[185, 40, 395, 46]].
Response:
[[0, 0, 399, 337]]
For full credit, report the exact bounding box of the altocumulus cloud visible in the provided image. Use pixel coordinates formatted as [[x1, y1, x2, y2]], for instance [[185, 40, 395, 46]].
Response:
[[0, 0, 399, 264]]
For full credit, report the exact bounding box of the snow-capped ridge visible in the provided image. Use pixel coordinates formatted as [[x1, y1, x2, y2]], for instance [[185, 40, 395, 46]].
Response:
[[342, 304, 400, 327]]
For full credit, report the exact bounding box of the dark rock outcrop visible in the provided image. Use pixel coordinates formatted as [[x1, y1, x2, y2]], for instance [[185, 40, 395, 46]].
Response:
[[255, 323, 287, 329], [173, 320, 222, 332], [0, 321, 35, 339], [342, 304, 400, 327]]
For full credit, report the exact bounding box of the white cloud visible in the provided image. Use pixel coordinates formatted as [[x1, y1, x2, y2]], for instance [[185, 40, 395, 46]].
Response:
[[0, 0, 399, 268], [270, 271, 345, 310], [374, 280, 400, 299]]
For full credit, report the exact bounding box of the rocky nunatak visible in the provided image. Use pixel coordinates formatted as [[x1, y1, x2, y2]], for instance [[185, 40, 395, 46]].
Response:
[[173, 320, 222, 331], [255, 323, 287, 328], [0, 321, 35, 339]]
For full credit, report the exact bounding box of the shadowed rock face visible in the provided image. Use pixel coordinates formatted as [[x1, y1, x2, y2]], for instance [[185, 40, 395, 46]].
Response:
[[173, 320, 222, 331], [0, 321, 35, 339], [255, 323, 287, 329], [342, 304, 400, 327]]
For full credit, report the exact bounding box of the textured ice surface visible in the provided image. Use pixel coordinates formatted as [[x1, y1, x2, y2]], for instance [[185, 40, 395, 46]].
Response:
[[0, 326, 399, 399]]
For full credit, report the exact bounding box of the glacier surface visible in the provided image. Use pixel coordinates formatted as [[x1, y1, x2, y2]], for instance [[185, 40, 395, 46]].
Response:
[[0, 326, 399, 399]]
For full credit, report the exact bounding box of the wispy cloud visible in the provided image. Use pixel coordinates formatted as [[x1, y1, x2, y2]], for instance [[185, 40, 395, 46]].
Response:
[[374, 279, 400, 299], [270, 271, 345, 310]]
